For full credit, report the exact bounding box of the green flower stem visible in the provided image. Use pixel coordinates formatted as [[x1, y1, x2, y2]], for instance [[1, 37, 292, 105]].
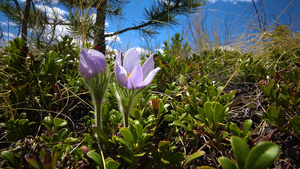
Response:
[[83, 71, 110, 129], [120, 97, 134, 127], [114, 83, 145, 127], [94, 98, 103, 129]]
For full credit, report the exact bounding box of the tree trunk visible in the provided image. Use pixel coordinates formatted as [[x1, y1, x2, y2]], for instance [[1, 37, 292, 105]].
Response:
[[22, 0, 31, 42], [13, 0, 31, 57], [94, 0, 107, 55]]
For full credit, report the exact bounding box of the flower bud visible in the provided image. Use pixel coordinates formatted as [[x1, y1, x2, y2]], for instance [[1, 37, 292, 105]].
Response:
[[79, 48, 106, 79]]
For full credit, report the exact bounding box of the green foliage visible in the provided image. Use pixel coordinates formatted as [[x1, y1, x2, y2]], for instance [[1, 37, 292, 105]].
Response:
[[41, 115, 69, 143], [1, 26, 299, 168], [226, 119, 252, 141], [163, 33, 192, 56], [0, 36, 84, 121], [111, 124, 153, 168], [218, 136, 280, 169], [1, 151, 20, 169], [1, 113, 35, 141]]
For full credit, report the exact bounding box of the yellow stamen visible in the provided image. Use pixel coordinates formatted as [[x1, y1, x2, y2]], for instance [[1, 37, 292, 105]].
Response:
[[127, 73, 131, 78]]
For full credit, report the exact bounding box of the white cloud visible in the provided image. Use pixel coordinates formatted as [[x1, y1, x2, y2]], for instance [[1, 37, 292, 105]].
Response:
[[156, 48, 164, 54], [3, 32, 17, 39], [90, 13, 109, 28], [35, 4, 68, 21], [105, 33, 121, 43], [135, 47, 151, 56], [158, 0, 175, 6], [208, 0, 217, 3], [106, 45, 117, 52], [0, 21, 18, 27]]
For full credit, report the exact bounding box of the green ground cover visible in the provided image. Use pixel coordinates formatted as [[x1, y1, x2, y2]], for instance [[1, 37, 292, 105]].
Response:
[[0, 27, 299, 168]]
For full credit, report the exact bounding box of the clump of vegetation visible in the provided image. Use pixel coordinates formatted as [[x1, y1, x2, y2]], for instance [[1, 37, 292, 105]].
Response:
[[0, 25, 299, 168]]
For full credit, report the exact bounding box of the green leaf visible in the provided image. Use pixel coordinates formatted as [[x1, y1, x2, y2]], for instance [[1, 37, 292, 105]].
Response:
[[264, 79, 275, 96], [204, 102, 213, 122], [185, 104, 197, 117], [292, 116, 300, 132], [269, 68, 276, 78], [213, 102, 225, 128], [57, 128, 68, 141], [44, 116, 53, 129], [220, 131, 229, 141], [196, 166, 215, 169], [120, 128, 135, 144], [218, 157, 238, 169], [245, 142, 280, 169], [105, 158, 120, 169], [115, 137, 133, 151], [140, 134, 153, 146], [183, 151, 205, 167], [135, 123, 143, 141], [87, 151, 103, 168], [18, 119, 29, 137], [217, 86, 224, 95], [1, 151, 19, 169], [83, 133, 92, 149], [173, 120, 187, 129], [231, 136, 250, 169], [161, 158, 170, 164], [20, 113, 27, 119], [92, 127, 109, 145], [243, 120, 252, 135], [53, 118, 67, 131], [208, 86, 217, 97], [118, 148, 133, 164], [229, 123, 242, 136], [52, 149, 61, 169], [24, 154, 43, 169], [169, 152, 186, 164], [158, 141, 170, 153]]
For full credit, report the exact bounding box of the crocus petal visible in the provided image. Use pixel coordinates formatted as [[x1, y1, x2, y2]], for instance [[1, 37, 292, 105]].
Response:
[[138, 67, 161, 88], [127, 65, 143, 89], [79, 48, 91, 68], [123, 48, 140, 73], [79, 62, 93, 79], [89, 49, 106, 73], [79, 48, 107, 78], [88, 49, 106, 60], [115, 49, 122, 74], [115, 62, 128, 87], [116, 49, 122, 65], [91, 57, 106, 74], [141, 54, 154, 79], [79, 48, 94, 78]]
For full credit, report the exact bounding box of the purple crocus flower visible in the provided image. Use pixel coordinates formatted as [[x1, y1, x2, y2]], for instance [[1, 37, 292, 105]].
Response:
[[79, 48, 106, 79], [114, 48, 160, 89]]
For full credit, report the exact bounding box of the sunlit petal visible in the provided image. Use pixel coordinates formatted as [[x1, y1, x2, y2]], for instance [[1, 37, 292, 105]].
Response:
[[115, 62, 128, 87], [79, 48, 91, 68], [141, 54, 154, 79], [116, 49, 122, 65], [79, 48, 107, 78], [89, 49, 106, 60], [138, 67, 161, 88], [123, 48, 140, 73], [127, 65, 143, 89]]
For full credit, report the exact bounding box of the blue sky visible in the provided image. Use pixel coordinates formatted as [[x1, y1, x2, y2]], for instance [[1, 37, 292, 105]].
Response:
[[0, 0, 299, 52]]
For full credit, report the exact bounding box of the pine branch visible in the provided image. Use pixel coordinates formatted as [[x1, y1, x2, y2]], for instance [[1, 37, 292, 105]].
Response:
[[105, 0, 204, 37]]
